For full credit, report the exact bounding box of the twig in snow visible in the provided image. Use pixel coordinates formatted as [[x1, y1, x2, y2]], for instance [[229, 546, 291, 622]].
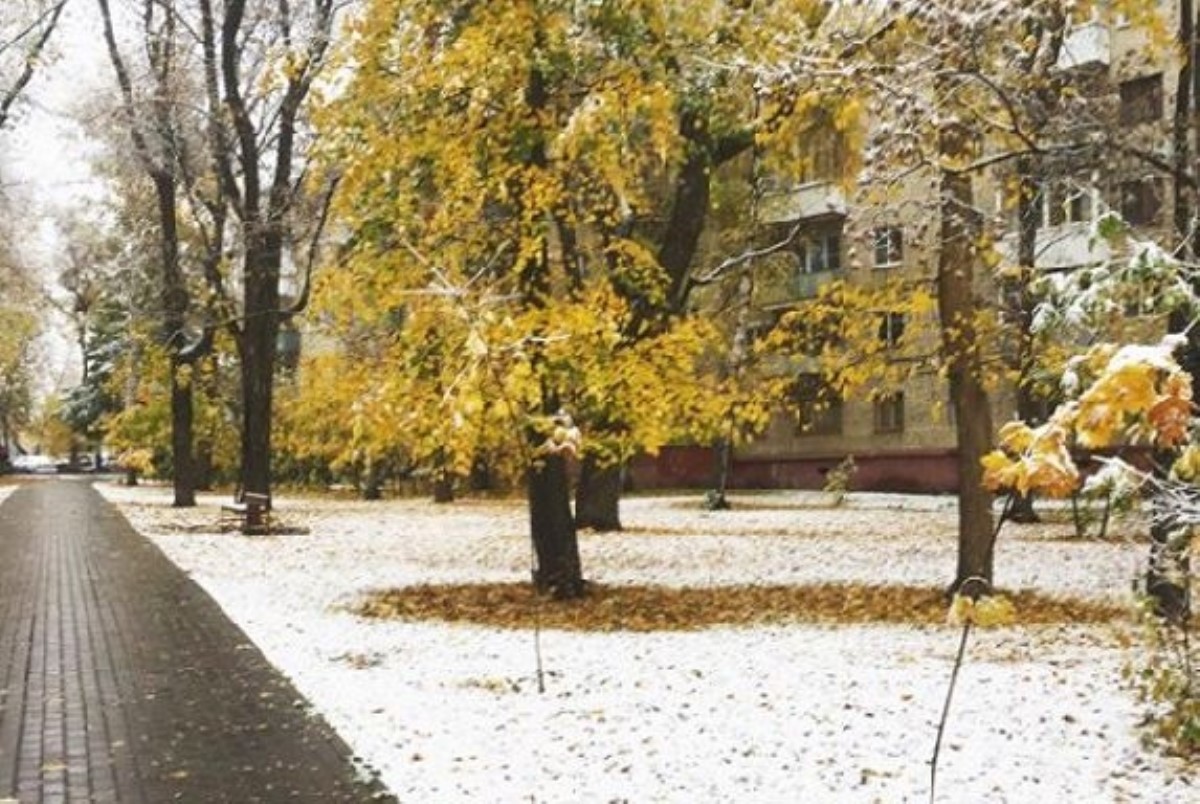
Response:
[[930, 617, 972, 804]]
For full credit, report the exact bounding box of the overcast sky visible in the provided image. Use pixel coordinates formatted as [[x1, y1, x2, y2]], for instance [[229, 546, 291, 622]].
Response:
[[2, 1, 112, 393], [6, 1, 109, 207]]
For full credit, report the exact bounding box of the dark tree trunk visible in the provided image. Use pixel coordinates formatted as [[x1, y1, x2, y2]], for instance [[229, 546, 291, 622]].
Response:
[[655, 123, 751, 317], [169, 361, 196, 506], [99, 0, 199, 508], [707, 436, 734, 510], [153, 174, 197, 509], [1009, 156, 1041, 525], [528, 453, 585, 599], [194, 439, 214, 491], [938, 129, 996, 592], [517, 44, 585, 599], [432, 470, 455, 504], [586, 117, 738, 525], [658, 115, 714, 316], [1147, 0, 1199, 618], [238, 320, 277, 501], [574, 454, 623, 531], [237, 240, 281, 501], [213, 0, 326, 511], [469, 455, 494, 492]]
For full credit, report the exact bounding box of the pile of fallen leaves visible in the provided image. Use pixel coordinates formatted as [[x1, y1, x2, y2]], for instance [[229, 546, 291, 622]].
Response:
[[353, 582, 1127, 632]]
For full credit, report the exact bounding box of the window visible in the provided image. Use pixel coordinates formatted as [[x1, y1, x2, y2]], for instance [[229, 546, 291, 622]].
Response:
[[792, 373, 843, 436], [798, 113, 849, 183], [878, 312, 906, 348], [872, 227, 903, 268], [795, 227, 842, 275], [1119, 74, 1163, 126], [1064, 185, 1092, 224], [874, 393, 905, 434], [1031, 180, 1095, 229], [1120, 178, 1164, 226]]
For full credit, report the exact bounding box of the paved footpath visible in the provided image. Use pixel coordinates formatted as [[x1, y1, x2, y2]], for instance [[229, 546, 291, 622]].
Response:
[[0, 480, 393, 803]]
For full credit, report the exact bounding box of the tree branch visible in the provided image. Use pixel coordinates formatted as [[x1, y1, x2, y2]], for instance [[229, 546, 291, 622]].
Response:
[[0, 0, 68, 130]]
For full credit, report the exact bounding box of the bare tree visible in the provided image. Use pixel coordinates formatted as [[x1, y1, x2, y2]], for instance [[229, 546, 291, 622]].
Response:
[[96, 0, 212, 505], [0, 0, 69, 130], [194, 0, 338, 503]]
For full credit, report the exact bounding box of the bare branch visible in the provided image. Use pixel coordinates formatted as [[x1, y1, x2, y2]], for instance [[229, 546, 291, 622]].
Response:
[[0, 0, 68, 130], [692, 221, 805, 287]]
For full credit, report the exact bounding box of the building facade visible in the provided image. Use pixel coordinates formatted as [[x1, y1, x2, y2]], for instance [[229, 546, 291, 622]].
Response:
[[635, 4, 1183, 494]]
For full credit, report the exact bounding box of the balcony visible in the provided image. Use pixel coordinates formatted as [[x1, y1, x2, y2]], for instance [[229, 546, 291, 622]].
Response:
[[998, 221, 1112, 271], [790, 270, 839, 300], [758, 269, 842, 309], [759, 181, 848, 225], [1056, 21, 1110, 70]]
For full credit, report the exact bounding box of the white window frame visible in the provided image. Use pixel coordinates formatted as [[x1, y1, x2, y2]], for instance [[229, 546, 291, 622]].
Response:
[[797, 229, 842, 275], [872, 226, 903, 269]]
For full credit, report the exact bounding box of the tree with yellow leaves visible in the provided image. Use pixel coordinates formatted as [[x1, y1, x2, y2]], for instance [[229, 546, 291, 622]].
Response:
[[0, 249, 40, 458], [314, 0, 850, 595]]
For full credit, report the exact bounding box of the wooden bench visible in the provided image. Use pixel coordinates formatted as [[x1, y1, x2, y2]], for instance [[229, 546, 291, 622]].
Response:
[[219, 491, 272, 534]]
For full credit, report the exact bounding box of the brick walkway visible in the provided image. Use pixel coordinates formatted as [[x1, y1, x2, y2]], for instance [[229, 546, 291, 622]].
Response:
[[0, 480, 392, 803]]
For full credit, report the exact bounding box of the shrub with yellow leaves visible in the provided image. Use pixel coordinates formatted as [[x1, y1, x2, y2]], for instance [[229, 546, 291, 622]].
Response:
[[981, 415, 1080, 499], [986, 332, 1200, 758], [116, 448, 156, 478], [984, 336, 1195, 500]]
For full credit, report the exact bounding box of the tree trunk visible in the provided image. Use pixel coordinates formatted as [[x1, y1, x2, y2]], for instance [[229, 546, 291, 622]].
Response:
[[193, 438, 214, 491], [237, 242, 281, 503], [432, 470, 455, 504], [583, 112, 742, 535], [657, 115, 714, 316], [360, 461, 382, 500], [169, 360, 196, 506], [152, 173, 197, 509], [1147, 0, 1199, 618], [469, 455, 494, 492], [1147, 514, 1191, 621], [938, 131, 996, 592], [1009, 155, 1041, 524], [574, 454, 623, 531], [518, 45, 584, 599], [946, 364, 997, 590], [528, 452, 585, 599], [707, 436, 734, 510]]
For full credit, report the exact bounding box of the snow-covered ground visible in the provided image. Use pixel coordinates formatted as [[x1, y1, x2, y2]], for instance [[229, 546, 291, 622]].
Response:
[[96, 483, 1192, 803]]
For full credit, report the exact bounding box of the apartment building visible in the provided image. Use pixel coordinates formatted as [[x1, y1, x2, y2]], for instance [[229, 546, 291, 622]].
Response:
[[635, 5, 1183, 494]]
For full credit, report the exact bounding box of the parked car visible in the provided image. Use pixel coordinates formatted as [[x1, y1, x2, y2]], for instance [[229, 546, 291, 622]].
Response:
[[11, 454, 59, 474]]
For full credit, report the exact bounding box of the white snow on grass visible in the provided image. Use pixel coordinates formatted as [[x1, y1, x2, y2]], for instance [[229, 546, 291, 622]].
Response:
[[97, 482, 1192, 803]]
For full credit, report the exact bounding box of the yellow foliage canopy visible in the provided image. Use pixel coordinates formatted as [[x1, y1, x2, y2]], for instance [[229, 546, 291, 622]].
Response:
[[304, 0, 852, 482]]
